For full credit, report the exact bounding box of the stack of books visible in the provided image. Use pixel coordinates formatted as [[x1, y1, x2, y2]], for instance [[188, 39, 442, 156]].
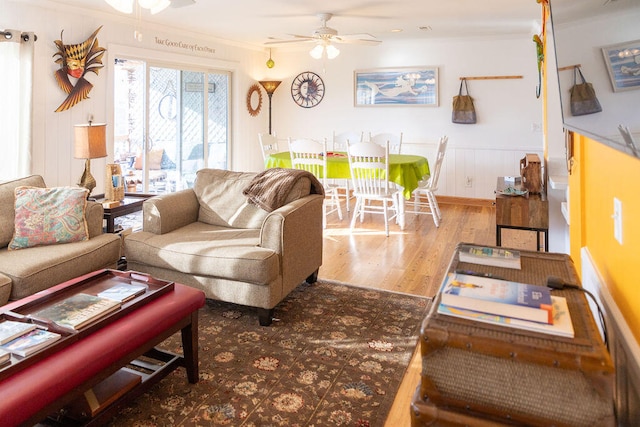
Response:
[[437, 272, 574, 338], [0, 320, 62, 358]]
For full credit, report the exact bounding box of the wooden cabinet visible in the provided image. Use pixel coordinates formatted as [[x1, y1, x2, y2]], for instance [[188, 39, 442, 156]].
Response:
[[495, 177, 549, 251]]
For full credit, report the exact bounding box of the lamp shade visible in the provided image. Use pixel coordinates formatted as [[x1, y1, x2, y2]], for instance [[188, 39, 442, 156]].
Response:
[[74, 123, 107, 159], [259, 80, 282, 95]]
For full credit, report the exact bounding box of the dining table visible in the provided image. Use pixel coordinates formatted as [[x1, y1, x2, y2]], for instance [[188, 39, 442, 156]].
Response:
[[265, 151, 430, 229]]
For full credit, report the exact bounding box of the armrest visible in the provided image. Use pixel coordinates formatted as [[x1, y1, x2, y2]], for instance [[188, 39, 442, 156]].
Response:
[[85, 201, 105, 238], [260, 194, 324, 288], [260, 194, 324, 253], [142, 189, 199, 234]]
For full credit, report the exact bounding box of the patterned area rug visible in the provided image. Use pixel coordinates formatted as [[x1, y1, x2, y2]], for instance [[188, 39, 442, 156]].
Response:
[[109, 280, 430, 426]]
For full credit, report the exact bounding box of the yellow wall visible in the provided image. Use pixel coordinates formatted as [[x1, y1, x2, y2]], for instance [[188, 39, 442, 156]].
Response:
[[569, 133, 640, 345]]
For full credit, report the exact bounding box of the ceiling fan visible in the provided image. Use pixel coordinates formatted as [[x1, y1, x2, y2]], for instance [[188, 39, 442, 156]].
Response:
[[265, 13, 381, 59]]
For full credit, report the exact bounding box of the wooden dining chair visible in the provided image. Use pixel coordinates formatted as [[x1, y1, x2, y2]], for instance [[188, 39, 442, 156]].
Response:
[[258, 133, 279, 164], [369, 132, 403, 154], [288, 137, 343, 228], [331, 131, 363, 212], [347, 140, 400, 237], [412, 135, 448, 227]]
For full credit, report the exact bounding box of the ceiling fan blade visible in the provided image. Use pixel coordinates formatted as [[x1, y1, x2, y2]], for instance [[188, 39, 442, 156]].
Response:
[[170, 0, 195, 7], [334, 38, 382, 45], [264, 37, 315, 45], [332, 33, 381, 45]]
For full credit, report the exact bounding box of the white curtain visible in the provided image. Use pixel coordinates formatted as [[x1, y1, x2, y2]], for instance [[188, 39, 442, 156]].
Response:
[[0, 29, 35, 181]]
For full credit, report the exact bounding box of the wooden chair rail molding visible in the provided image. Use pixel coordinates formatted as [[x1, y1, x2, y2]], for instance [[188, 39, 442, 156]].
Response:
[[558, 64, 582, 72], [459, 75, 523, 80]]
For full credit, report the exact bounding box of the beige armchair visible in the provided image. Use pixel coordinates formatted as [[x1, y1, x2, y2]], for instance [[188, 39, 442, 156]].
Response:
[[124, 168, 324, 325]]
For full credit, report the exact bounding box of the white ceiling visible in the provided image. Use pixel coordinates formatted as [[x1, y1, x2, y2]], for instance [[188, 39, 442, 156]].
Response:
[[41, 0, 613, 49], [43, 0, 545, 47]]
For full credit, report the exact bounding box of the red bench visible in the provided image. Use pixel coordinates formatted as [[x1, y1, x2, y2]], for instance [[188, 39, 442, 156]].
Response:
[[0, 272, 205, 426]]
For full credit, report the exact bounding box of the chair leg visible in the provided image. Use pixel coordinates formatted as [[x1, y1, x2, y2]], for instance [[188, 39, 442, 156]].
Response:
[[426, 191, 440, 227], [322, 202, 326, 229], [334, 190, 343, 220], [345, 181, 350, 212], [383, 199, 389, 237], [350, 197, 362, 231]]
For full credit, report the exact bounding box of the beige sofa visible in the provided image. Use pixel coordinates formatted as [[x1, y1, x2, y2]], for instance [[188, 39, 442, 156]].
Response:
[[124, 168, 324, 325], [0, 175, 122, 305]]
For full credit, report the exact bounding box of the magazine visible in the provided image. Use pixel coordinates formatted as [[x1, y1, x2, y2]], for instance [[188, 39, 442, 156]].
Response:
[[0, 320, 38, 345], [0, 329, 62, 357], [31, 293, 121, 330], [97, 282, 147, 302], [458, 244, 521, 269]]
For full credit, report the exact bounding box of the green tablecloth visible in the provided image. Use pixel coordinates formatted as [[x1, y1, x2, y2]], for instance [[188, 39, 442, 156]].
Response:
[[265, 151, 430, 200]]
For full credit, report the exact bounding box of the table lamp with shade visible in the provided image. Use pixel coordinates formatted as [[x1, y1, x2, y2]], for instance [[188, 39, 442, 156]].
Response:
[[74, 122, 107, 196]]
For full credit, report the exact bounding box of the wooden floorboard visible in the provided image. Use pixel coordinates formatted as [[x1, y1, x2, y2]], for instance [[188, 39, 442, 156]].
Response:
[[317, 197, 537, 426]]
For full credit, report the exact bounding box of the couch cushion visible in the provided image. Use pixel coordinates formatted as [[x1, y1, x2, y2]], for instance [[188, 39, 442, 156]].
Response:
[[193, 168, 311, 229], [9, 186, 89, 250], [124, 222, 279, 285], [0, 175, 46, 248], [194, 169, 270, 229], [0, 233, 121, 300]]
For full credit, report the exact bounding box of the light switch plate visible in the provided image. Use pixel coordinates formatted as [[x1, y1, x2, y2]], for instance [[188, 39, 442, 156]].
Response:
[[614, 197, 623, 245]]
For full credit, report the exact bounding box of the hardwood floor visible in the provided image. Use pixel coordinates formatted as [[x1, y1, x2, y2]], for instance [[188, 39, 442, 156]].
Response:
[[317, 197, 538, 426]]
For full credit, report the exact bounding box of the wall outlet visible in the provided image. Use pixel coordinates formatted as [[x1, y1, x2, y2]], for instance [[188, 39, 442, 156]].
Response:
[[465, 176, 473, 188], [613, 197, 623, 245]]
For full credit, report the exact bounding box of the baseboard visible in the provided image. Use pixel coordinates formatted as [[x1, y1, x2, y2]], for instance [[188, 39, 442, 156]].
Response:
[[581, 247, 640, 426]]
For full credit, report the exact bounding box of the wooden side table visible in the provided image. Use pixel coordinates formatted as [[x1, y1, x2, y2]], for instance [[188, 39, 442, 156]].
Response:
[[95, 193, 153, 233], [495, 177, 549, 251]]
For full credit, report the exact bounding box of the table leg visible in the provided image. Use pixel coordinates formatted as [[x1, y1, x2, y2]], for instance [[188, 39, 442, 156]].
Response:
[[106, 218, 115, 233], [181, 311, 199, 384], [397, 194, 406, 230]]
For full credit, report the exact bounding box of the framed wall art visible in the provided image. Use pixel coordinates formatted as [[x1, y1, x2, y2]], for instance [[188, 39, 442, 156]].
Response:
[[602, 40, 640, 92], [354, 67, 438, 107]]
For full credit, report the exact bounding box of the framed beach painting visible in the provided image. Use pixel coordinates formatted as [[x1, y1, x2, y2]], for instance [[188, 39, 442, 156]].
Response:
[[602, 40, 640, 92], [354, 67, 438, 107]]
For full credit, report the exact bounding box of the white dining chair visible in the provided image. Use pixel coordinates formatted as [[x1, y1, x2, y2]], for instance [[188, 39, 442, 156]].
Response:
[[258, 133, 279, 164], [412, 135, 448, 227], [331, 131, 364, 212], [347, 140, 400, 237], [369, 132, 403, 154], [289, 137, 343, 228]]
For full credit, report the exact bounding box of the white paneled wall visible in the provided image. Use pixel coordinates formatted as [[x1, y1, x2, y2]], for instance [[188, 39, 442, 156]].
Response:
[[402, 142, 542, 199], [6, 1, 554, 201]]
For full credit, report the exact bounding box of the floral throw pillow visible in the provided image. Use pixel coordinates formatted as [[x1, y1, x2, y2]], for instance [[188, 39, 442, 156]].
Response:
[[8, 186, 90, 250]]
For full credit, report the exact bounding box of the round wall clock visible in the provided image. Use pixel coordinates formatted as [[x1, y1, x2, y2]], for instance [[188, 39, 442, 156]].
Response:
[[246, 84, 263, 117], [291, 71, 325, 108]]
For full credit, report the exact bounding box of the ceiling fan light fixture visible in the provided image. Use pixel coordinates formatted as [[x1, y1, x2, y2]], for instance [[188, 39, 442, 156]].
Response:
[[106, 0, 170, 14], [150, 0, 171, 14], [309, 44, 324, 59], [105, 0, 133, 13], [326, 44, 340, 59]]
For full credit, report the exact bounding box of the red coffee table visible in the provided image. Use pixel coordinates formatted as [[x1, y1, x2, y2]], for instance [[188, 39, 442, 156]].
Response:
[[0, 270, 205, 426]]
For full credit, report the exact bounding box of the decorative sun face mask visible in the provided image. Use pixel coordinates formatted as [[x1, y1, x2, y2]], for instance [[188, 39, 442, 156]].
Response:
[[53, 26, 105, 112]]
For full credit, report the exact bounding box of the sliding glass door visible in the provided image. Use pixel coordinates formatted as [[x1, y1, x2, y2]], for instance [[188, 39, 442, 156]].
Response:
[[113, 58, 229, 193]]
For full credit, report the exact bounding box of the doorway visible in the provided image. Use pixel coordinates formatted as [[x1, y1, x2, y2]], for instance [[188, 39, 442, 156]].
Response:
[[112, 58, 230, 193]]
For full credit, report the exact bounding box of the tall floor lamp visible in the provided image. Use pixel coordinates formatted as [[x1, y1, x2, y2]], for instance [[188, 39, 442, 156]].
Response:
[[74, 122, 107, 196], [259, 80, 281, 136]]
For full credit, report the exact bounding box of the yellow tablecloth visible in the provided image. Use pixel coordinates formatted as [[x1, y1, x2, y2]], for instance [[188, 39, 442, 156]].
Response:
[[265, 151, 430, 200]]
